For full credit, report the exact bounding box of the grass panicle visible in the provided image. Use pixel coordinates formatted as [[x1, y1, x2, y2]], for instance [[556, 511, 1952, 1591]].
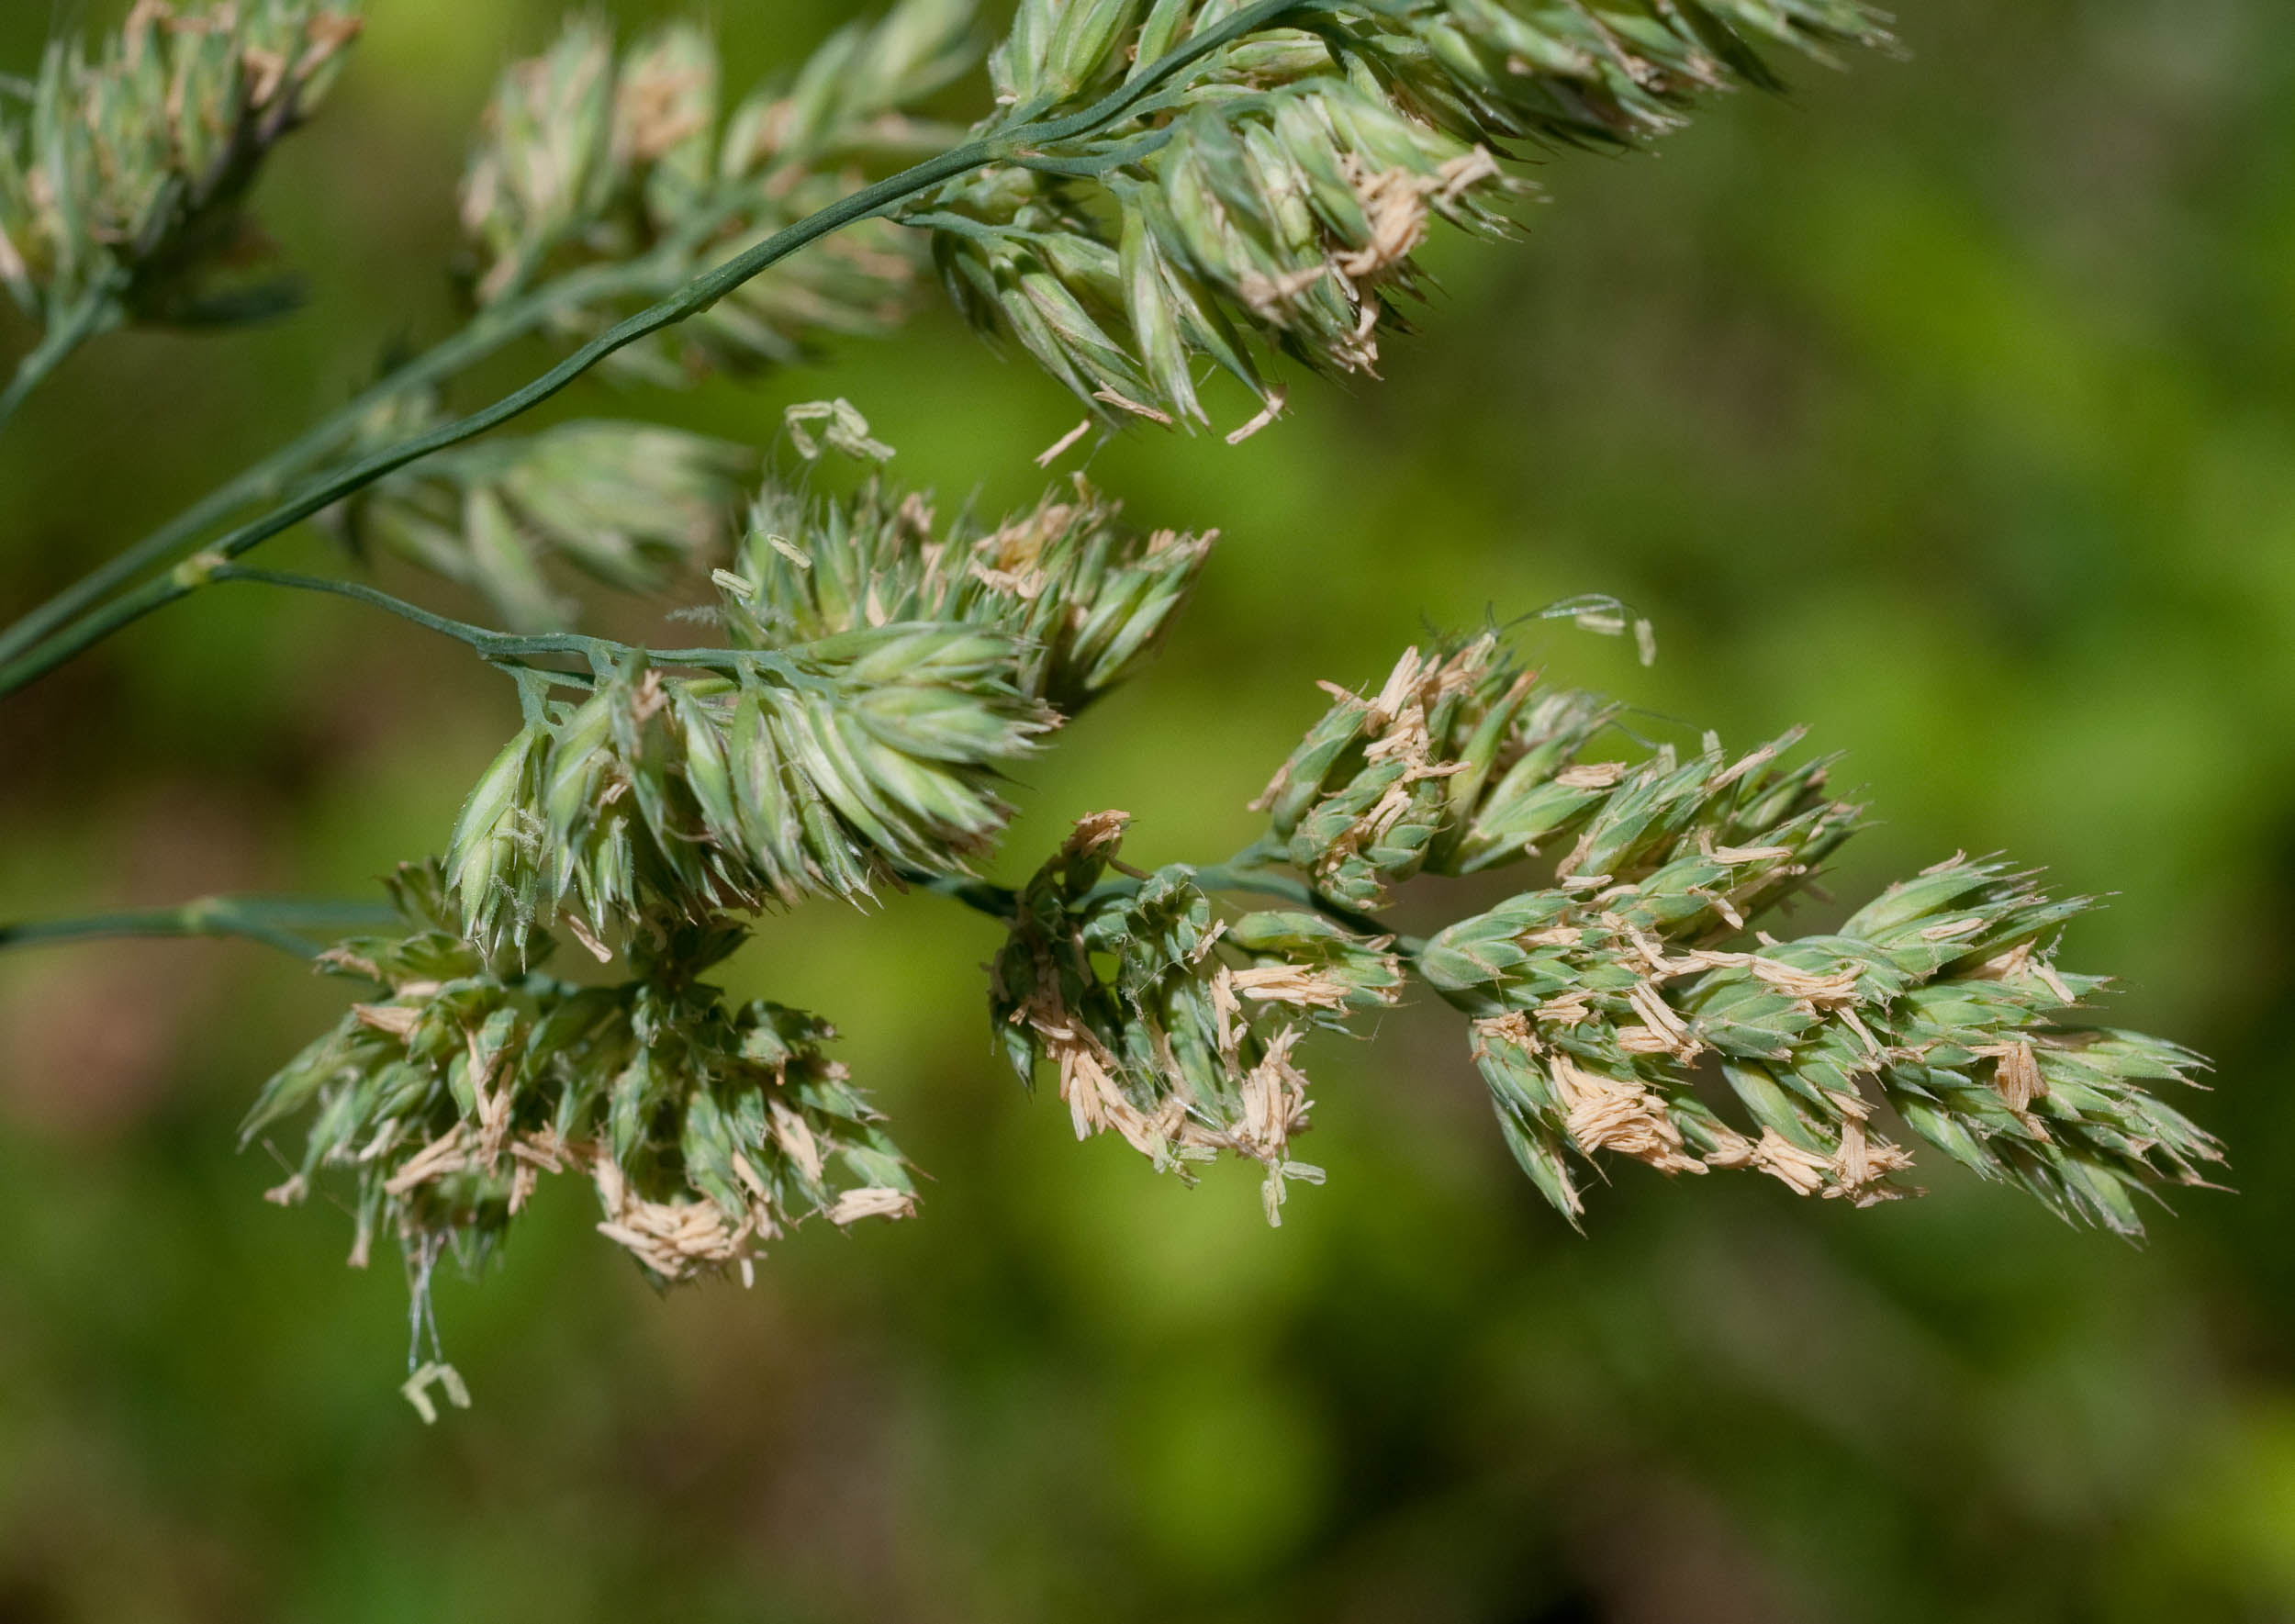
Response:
[[246, 863, 914, 1284], [460, 0, 977, 380], [0, 0, 361, 330], [989, 812, 1405, 1225], [0, 0, 2225, 1387], [914, 0, 1890, 432]]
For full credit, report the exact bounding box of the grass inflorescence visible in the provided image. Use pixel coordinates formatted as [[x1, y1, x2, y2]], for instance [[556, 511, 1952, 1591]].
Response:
[[0, 0, 2218, 1399]]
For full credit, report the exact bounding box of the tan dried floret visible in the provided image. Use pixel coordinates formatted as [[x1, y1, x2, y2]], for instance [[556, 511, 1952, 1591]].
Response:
[[1547, 1053, 1704, 1176]]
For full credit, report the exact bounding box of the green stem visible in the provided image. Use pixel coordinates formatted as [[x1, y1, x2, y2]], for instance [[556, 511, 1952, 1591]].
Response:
[[204, 564, 813, 686], [901, 869, 1019, 921], [1188, 863, 1413, 948], [0, 251, 689, 675], [0, 158, 990, 697], [207, 564, 611, 675], [0, 279, 120, 434], [0, 0, 1308, 700], [0, 896, 397, 959], [911, 840, 1418, 956]]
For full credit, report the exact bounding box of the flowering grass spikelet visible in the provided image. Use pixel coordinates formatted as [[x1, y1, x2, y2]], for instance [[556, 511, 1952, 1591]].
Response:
[[330, 404, 753, 631], [1246, 633, 2224, 1235], [446, 633, 1049, 958], [0, 0, 362, 328], [724, 466, 1216, 714], [990, 812, 1403, 1223], [242, 864, 915, 1283], [912, 0, 1889, 431], [459, 0, 977, 380]]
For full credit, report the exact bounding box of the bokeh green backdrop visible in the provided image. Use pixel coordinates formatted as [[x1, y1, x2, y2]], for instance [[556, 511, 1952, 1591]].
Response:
[[4, 0, 2294, 1618]]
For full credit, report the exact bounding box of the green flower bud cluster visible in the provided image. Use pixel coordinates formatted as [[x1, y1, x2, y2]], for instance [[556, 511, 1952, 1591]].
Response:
[[1245, 633, 2219, 1235], [725, 470, 1215, 714], [0, 0, 361, 327], [460, 0, 977, 381], [913, 0, 1886, 432], [330, 405, 752, 633], [243, 865, 914, 1284], [448, 632, 1051, 959], [990, 812, 1405, 1223]]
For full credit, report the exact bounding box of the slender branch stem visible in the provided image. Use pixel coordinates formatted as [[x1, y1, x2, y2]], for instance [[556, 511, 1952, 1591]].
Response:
[[0, 154, 990, 696], [207, 564, 612, 673], [910, 835, 1422, 957], [900, 868, 1019, 922], [1187, 863, 1414, 948], [0, 896, 397, 959], [0, 279, 121, 434], [206, 564, 817, 687], [0, 251, 691, 674], [0, 0, 1309, 700]]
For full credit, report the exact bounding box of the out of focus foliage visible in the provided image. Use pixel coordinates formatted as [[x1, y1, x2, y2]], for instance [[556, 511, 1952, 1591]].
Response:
[[3, 0, 2293, 1620]]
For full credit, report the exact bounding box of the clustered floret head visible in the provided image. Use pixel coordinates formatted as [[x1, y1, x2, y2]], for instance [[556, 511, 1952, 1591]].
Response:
[[0, 0, 362, 325], [244, 863, 916, 1285]]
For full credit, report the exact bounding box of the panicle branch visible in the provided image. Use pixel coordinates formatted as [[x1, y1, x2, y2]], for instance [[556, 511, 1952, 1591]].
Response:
[[443, 414, 1221, 958], [989, 811, 1405, 1224]]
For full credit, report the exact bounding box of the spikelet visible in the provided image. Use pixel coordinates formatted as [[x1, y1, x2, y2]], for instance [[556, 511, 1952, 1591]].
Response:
[[1258, 634, 2221, 1236], [723, 463, 1216, 715], [989, 812, 1403, 1224], [0, 0, 362, 327], [325, 395, 754, 632], [913, 0, 1889, 431], [458, 0, 977, 380], [445, 634, 1051, 958], [242, 863, 914, 1283]]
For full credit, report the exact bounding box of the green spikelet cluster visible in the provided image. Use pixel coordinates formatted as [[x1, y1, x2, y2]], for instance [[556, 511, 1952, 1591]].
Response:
[[459, 0, 977, 379], [912, 0, 1889, 431], [1255, 633, 2220, 1235], [1251, 636, 1622, 906], [0, 0, 362, 326], [242, 865, 914, 1282], [446, 633, 1050, 958], [1249, 632, 1836, 910], [0, 0, 2231, 1401], [724, 468, 1215, 713], [990, 812, 1404, 1223], [328, 404, 752, 632]]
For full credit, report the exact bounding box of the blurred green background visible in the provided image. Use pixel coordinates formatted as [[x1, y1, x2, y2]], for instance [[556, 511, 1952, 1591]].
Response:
[[5, 0, 2295, 1618]]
